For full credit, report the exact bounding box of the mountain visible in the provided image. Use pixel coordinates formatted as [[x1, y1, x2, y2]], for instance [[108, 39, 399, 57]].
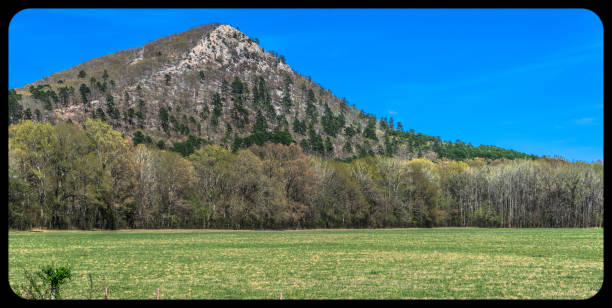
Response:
[[9, 23, 536, 161]]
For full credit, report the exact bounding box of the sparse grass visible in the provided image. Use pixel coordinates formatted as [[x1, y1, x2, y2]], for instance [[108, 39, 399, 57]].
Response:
[[8, 228, 603, 299]]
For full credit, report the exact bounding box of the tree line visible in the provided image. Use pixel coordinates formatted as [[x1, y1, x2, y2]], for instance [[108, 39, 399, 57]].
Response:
[[9, 119, 603, 230]]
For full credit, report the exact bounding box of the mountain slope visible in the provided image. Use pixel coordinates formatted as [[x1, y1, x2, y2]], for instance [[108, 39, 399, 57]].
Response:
[[9, 23, 535, 161]]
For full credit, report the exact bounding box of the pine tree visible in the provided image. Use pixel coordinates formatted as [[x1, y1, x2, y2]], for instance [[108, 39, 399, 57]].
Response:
[[224, 123, 233, 142], [253, 109, 268, 133], [159, 107, 169, 132], [299, 138, 310, 152], [79, 84, 90, 104], [293, 119, 306, 135], [308, 123, 324, 155], [343, 140, 353, 153], [133, 130, 145, 146], [324, 137, 334, 156], [363, 117, 378, 141]]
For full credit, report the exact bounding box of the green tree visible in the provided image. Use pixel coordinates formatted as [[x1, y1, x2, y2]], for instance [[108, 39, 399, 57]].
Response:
[[210, 92, 223, 128], [79, 84, 91, 104], [324, 137, 334, 156], [159, 107, 169, 132], [305, 90, 318, 124], [38, 265, 72, 299], [308, 124, 324, 155], [253, 109, 268, 133], [133, 130, 145, 146], [343, 140, 353, 153], [23, 108, 32, 120], [170, 141, 195, 157], [363, 117, 378, 141], [292, 118, 306, 135], [8, 89, 23, 125], [58, 86, 70, 106]]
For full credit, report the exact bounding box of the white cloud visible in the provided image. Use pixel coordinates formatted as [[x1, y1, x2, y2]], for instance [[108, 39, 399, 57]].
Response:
[[573, 117, 596, 125]]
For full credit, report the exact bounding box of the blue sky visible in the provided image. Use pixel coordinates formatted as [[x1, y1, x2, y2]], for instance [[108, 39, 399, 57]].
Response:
[[9, 9, 603, 162]]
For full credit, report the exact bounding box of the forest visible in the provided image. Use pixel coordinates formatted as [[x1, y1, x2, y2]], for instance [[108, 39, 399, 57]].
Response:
[[9, 119, 603, 230]]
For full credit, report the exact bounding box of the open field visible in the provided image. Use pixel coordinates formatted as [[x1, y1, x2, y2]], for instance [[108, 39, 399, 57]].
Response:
[[9, 228, 603, 299]]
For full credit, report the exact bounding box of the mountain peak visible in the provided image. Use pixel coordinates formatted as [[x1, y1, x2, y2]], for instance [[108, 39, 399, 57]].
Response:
[[9, 23, 536, 162]]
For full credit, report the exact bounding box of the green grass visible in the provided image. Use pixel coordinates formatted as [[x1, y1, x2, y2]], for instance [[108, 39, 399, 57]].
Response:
[[8, 228, 603, 299]]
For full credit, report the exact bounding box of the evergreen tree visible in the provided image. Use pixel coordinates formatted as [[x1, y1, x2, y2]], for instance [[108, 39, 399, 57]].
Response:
[[343, 140, 353, 153], [23, 108, 32, 120], [159, 107, 169, 132], [231, 76, 244, 98], [293, 118, 306, 135], [299, 138, 310, 152], [253, 109, 268, 133], [344, 124, 356, 138], [221, 78, 229, 97], [308, 123, 324, 155], [281, 76, 292, 111], [304, 89, 319, 124], [229, 78, 249, 129], [210, 92, 223, 129], [8, 89, 23, 125], [133, 131, 145, 146], [96, 108, 106, 122], [224, 123, 233, 142], [307, 88, 316, 105], [321, 104, 344, 137], [212, 92, 223, 117], [231, 133, 242, 152], [324, 137, 334, 156], [79, 84, 91, 104], [363, 117, 378, 141], [379, 118, 388, 130], [170, 141, 195, 157]]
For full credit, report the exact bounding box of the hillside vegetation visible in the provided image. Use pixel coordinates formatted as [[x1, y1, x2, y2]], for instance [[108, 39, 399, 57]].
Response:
[[9, 23, 536, 162]]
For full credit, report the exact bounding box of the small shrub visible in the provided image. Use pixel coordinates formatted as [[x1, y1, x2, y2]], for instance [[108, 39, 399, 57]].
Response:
[[16, 265, 72, 300], [39, 265, 72, 299]]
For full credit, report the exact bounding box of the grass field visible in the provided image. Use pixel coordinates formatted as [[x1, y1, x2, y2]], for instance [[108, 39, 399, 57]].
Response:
[[8, 228, 603, 299]]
